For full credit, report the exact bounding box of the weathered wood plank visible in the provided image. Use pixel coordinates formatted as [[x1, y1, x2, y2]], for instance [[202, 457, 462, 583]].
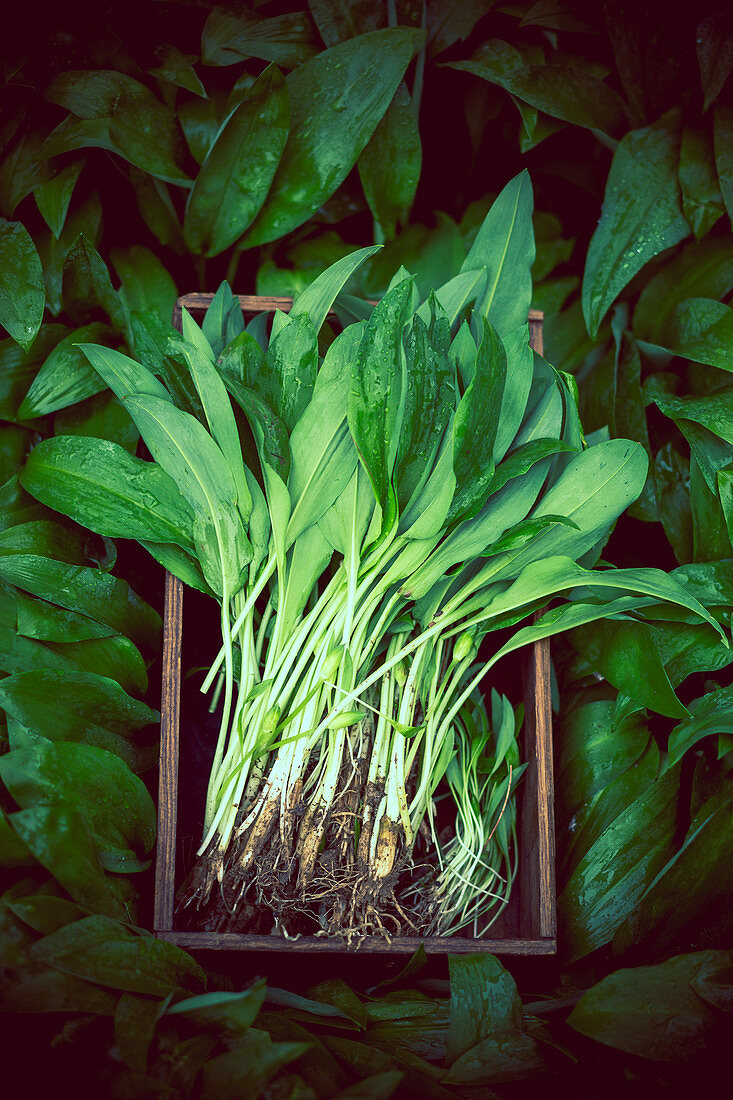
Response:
[[155, 931, 557, 955], [154, 572, 184, 932]]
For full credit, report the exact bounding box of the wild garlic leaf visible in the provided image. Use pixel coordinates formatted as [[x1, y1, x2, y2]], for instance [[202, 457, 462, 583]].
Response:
[[461, 170, 535, 336], [348, 277, 413, 538], [20, 436, 195, 549], [449, 317, 507, 524]]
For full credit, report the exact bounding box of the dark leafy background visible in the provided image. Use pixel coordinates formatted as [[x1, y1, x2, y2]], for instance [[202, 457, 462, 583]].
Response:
[[1, 0, 732, 1096]]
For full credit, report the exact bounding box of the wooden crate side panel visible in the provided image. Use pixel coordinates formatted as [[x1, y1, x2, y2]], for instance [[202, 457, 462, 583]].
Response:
[[156, 931, 556, 955], [154, 573, 184, 932], [519, 638, 556, 941], [154, 293, 554, 952]]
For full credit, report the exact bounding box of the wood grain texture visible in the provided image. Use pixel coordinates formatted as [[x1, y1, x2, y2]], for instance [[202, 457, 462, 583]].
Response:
[[156, 931, 557, 955], [174, 293, 543, 332], [519, 636, 556, 941], [153, 295, 555, 953], [153, 562, 184, 931], [528, 314, 544, 357]]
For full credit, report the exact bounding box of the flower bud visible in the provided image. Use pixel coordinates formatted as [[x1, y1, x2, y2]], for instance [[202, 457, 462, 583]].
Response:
[[393, 659, 408, 687], [453, 630, 476, 663], [321, 645, 344, 683]]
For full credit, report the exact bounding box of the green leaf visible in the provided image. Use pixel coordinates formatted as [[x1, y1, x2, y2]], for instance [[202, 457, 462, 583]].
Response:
[[288, 245, 381, 334], [18, 323, 111, 418], [561, 723, 659, 885], [123, 394, 250, 595], [633, 236, 733, 345], [7, 894, 88, 935], [0, 476, 47, 532], [54, 390, 139, 454], [582, 118, 690, 338], [110, 246, 178, 325], [287, 384, 358, 546], [0, 624, 72, 677], [21, 435, 195, 549], [493, 325, 535, 462], [559, 767, 680, 962], [569, 619, 687, 719], [668, 685, 733, 764], [0, 669, 158, 743], [0, 555, 161, 651], [613, 792, 733, 957], [0, 424, 30, 483], [653, 619, 733, 687], [0, 218, 44, 352], [0, 964, 118, 1015], [8, 806, 128, 919], [698, 15, 733, 112], [452, 47, 626, 136], [32, 915, 206, 995], [202, 6, 319, 68], [49, 634, 148, 698], [0, 129, 54, 218], [179, 94, 227, 167], [308, 978, 368, 1029], [556, 697, 650, 827], [129, 313, 203, 417], [222, 377, 290, 484], [201, 1030, 311, 1100], [184, 65, 289, 257], [263, 312, 319, 432], [678, 127, 724, 241], [167, 982, 266, 1035], [427, 0, 490, 57], [714, 105, 733, 226], [449, 318, 506, 523], [150, 44, 207, 98], [446, 954, 521, 1065], [395, 314, 454, 512], [33, 159, 84, 238], [0, 805, 36, 868], [242, 29, 421, 247], [45, 70, 191, 186], [488, 438, 576, 499], [653, 388, 733, 484], [665, 297, 733, 370], [654, 443, 692, 564], [365, 216, 465, 303], [115, 991, 171, 1072], [348, 278, 413, 537], [461, 171, 534, 336], [36, 192, 103, 317], [358, 82, 421, 239], [140, 542, 212, 596], [492, 440, 649, 578], [691, 451, 731, 560], [130, 168, 186, 254], [62, 236, 128, 333], [568, 951, 732, 1061], [0, 742, 156, 869], [443, 1030, 544, 1086], [78, 341, 172, 405], [0, 518, 92, 566], [176, 326, 251, 521], [15, 592, 116, 643]]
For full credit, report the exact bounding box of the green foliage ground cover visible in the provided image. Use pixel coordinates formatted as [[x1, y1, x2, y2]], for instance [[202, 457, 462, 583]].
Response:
[[1, 0, 732, 1095]]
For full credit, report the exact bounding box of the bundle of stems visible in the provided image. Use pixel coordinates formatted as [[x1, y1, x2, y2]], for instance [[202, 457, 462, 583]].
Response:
[[25, 175, 724, 942]]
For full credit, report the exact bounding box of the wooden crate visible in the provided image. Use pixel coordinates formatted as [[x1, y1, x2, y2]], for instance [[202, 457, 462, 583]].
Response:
[[153, 294, 555, 954]]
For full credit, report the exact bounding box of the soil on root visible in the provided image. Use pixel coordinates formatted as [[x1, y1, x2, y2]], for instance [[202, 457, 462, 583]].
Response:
[[175, 823, 439, 942]]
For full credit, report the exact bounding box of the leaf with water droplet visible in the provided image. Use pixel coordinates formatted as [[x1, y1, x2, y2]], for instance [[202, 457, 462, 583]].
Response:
[[0, 218, 45, 353], [582, 116, 690, 338]]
